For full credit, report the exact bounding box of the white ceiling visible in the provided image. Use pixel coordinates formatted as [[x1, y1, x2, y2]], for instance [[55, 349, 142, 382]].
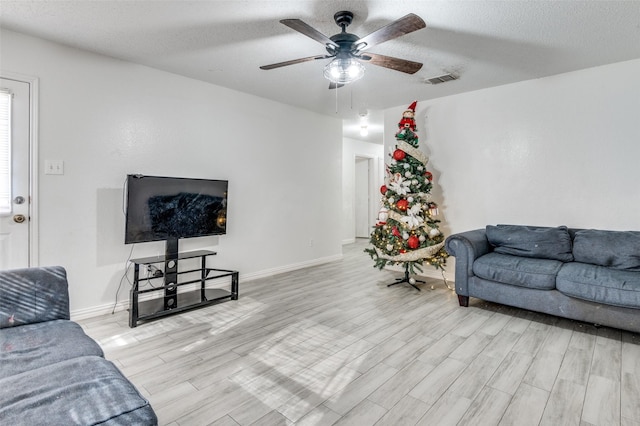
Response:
[[1, 1, 639, 143]]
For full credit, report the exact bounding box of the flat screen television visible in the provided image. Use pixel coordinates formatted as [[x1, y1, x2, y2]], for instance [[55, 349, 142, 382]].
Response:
[[125, 174, 228, 251]]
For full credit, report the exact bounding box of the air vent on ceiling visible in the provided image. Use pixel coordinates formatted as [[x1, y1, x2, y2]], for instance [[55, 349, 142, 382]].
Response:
[[425, 73, 458, 85]]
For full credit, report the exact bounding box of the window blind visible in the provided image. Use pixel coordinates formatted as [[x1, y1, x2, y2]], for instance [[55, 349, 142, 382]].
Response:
[[0, 89, 12, 215]]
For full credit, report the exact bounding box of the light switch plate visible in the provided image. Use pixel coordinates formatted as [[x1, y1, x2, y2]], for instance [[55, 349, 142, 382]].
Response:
[[45, 160, 64, 175]]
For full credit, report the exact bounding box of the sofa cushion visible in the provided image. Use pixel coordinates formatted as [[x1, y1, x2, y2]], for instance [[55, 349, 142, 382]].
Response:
[[557, 262, 640, 309], [0, 319, 104, 379], [0, 265, 70, 328], [486, 225, 574, 262], [0, 355, 157, 425], [572, 229, 640, 271], [473, 252, 563, 290]]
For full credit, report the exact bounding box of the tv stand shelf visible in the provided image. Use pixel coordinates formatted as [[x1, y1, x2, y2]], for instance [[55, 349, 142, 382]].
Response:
[[129, 250, 238, 327]]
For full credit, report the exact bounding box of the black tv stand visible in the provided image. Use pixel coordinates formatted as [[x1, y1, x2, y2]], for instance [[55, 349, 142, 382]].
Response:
[[128, 249, 238, 327]]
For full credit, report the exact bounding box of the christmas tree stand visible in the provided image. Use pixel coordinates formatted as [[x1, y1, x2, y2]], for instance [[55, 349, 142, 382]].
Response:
[[387, 264, 424, 291]]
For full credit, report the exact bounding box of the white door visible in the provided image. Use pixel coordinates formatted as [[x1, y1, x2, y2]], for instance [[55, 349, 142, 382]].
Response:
[[0, 78, 31, 269]]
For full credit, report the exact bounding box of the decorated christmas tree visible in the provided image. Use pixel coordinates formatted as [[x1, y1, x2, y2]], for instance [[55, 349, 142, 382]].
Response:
[[365, 101, 448, 290]]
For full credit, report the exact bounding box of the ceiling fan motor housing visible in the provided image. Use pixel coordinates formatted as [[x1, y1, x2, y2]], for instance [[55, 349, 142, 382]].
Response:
[[327, 32, 361, 56]]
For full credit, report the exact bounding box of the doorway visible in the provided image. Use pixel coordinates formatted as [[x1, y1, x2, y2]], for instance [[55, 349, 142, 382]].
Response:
[[355, 156, 374, 238]]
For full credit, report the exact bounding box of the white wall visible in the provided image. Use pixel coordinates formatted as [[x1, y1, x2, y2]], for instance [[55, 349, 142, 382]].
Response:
[[385, 58, 640, 279], [1, 29, 344, 317], [341, 137, 384, 244]]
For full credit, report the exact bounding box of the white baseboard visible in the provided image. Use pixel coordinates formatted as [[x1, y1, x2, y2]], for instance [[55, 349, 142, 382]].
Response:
[[342, 238, 356, 245], [70, 253, 344, 320], [240, 253, 343, 282], [71, 300, 128, 321]]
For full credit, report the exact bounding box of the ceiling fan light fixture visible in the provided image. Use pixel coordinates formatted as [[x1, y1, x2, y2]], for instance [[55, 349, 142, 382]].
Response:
[[323, 58, 365, 84]]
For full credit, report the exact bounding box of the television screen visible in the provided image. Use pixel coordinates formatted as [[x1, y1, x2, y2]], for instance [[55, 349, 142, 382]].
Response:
[[125, 175, 228, 244]]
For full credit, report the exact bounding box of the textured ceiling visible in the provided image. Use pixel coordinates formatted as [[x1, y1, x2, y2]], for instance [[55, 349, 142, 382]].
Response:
[[1, 1, 639, 143]]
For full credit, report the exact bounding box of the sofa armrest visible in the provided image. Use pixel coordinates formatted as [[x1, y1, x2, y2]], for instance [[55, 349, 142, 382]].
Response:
[[445, 229, 492, 299], [0, 266, 70, 328]]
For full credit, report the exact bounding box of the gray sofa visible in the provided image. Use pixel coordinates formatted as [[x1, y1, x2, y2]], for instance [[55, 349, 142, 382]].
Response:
[[0, 266, 157, 425], [445, 225, 640, 334]]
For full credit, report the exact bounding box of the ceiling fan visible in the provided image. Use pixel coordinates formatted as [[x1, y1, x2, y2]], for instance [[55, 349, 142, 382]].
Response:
[[260, 11, 426, 88]]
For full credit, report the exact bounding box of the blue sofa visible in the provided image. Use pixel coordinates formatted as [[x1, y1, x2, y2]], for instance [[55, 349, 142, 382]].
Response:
[[0, 266, 157, 425], [445, 225, 640, 334]]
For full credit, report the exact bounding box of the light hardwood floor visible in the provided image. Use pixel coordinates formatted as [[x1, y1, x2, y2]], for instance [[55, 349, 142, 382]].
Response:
[[78, 239, 640, 426]]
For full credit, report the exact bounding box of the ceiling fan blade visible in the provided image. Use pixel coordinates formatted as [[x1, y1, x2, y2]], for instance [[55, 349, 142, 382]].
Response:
[[260, 55, 330, 70], [328, 82, 345, 90], [355, 13, 426, 52], [361, 53, 423, 74], [280, 19, 339, 49]]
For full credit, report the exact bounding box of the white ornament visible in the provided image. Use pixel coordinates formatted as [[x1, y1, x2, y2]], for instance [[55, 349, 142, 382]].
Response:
[[419, 235, 426, 242], [417, 165, 424, 171], [402, 232, 409, 240], [404, 163, 410, 169], [388, 173, 411, 195], [405, 171, 412, 178], [409, 278, 416, 285], [378, 207, 389, 222], [412, 179, 418, 185], [386, 244, 393, 251], [388, 197, 395, 204], [408, 196, 414, 202], [429, 227, 441, 237], [400, 204, 424, 228]]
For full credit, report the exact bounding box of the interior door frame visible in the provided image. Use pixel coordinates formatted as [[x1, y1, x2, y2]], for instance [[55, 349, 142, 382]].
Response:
[[354, 156, 370, 238], [1, 72, 39, 266], [354, 154, 381, 239]]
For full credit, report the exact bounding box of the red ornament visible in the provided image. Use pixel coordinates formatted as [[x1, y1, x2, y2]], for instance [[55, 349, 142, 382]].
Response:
[[424, 171, 433, 181], [380, 185, 388, 195], [396, 199, 409, 211], [407, 235, 420, 249], [393, 149, 406, 161], [392, 226, 401, 237]]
